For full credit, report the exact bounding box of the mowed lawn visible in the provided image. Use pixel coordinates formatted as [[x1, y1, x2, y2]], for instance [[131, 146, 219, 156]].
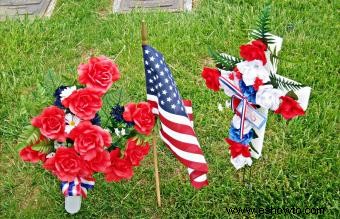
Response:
[[0, 0, 338, 218]]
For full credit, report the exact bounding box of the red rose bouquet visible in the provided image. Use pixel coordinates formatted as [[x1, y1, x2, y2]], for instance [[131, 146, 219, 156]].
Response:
[[201, 5, 311, 170], [18, 56, 155, 214]]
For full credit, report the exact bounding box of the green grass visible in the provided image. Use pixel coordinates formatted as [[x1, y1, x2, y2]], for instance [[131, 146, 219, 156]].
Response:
[[0, 0, 339, 218]]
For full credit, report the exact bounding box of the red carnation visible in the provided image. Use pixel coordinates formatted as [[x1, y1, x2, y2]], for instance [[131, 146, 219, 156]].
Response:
[[19, 146, 46, 163], [233, 67, 243, 80], [104, 148, 133, 182], [62, 88, 102, 120], [240, 40, 267, 65], [31, 106, 66, 141], [124, 138, 150, 166], [274, 96, 305, 120], [88, 149, 111, 173], [253, 77, 264, 91], [78, 56, 120, 94], [225, 138, 251, 158], [123, 102, 155, 135], [43, 147, 92, 182], [201, 67, 221, 91], [68, 121, 112, 161]]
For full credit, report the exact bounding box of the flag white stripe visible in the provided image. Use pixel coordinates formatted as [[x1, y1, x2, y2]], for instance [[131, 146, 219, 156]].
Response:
[[158, 105, 193, 127], [160, 123, 200, 145], [159, 131, 207, 163]]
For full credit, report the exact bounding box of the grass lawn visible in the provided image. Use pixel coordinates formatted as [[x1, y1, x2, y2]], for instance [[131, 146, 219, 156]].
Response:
[[0, 0, 338, 218]]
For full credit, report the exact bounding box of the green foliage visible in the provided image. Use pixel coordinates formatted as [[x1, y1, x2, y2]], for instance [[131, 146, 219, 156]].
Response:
[[250, 4, 275, 44], [31, 139, 53, 154], [17, 125, 40, 151], [269, 73, 305, 91], [208, 48, 242, 70]]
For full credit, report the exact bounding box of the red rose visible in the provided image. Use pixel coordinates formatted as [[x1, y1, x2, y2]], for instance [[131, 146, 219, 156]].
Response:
[[124, 138, 150, 166], [88, 149, 111, 173], [31, 106, 66, 141], [240, 40, 267, 65], [274, 96, 305, 120], [68, 121, 112, 161], [253, 77, 264, 91], [19, 146, 46, 163], [123, 102, 155, 135], [225, 138, 251, 158], [201, 67, 221, 91], [43, 147, 92, 182], [78, 56, 120, 94], [104, 148, 133, 182], [62, 88, 102, 120]]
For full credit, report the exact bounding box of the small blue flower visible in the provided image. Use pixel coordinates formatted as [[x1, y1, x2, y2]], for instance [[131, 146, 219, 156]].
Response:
[[91, 113, 101, 126], [110, 105, 134, 126], [229, 125, 254, 145], [239, 80, 256, 104], [53, 85, 68, 108]]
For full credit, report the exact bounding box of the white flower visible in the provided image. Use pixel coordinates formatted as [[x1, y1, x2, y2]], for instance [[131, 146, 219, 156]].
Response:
[[220, 70, 239, 97], [60, 86, 76, 101], [54, 141, 66, 149], [114, 128, 126, 137], [232, 114, 252, 134], [255, 85, 284, 110], [218, 103, 224, 111], [65, 113, 81, 134], [230, 155, 252, 170], [46, 152, 56, 159], [237, 60, 270, 86]]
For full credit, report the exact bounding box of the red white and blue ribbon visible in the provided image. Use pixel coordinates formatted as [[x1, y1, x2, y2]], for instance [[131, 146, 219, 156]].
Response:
[[61, 177, 95, 198], [219, 76, 258, 139]]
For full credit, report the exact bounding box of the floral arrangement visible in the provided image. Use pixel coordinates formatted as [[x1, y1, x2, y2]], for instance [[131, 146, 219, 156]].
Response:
[[201, 6, 311, 170], [18, 56, 155, 213]]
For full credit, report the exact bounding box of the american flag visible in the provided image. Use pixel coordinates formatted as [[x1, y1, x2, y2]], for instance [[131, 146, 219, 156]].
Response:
[[143, 45, 208, 189]]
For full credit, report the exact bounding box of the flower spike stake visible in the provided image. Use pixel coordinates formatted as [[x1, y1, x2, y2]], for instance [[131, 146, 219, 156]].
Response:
[[18, 56, 154, 213], [201, 5, 311, 170]]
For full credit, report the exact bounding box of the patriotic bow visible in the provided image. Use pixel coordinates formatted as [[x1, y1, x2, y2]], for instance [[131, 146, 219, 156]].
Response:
[[219, 76, 266, 139], [61, 177, 95, 198]]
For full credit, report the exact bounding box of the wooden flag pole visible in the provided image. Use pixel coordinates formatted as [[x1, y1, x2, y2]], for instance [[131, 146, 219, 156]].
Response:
[[142, 20, 161, 207]]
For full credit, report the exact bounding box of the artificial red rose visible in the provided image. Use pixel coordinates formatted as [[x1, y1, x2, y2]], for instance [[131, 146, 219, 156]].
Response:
[[43, 147, 92, 182], [31, 106, 66, 141], [201, 67, 221, 91], [19, 146, 46, 163], [240, 40, 267, 65], [225, 138, 251, 158], [253, 77, 264, 91], [68, 121, 112, 161], [123, 102, 155, 135], [62, 88, 102, 120], [124, 138, 150, 166], [88, 149, 111, 173], [78, 56, 120, 94], [274, 96, 305, 120], [104, 148, 133, 182]]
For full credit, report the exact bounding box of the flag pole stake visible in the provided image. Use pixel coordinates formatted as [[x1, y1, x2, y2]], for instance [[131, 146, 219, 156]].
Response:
[[142, 20, 161, 207]]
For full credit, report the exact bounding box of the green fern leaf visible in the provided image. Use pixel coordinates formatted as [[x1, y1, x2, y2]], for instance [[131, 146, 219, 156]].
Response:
[[208, 48, 242, 71], [17, 125, 41, 151], [269, 73, 305, 91], [250, 4, 275, 45]]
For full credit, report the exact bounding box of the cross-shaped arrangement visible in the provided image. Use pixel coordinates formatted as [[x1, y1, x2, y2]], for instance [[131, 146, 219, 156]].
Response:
[[201, 6, 311, 170]]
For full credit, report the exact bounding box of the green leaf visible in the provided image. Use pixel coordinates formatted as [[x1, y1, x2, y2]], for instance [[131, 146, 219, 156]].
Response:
[[250, 4, 275, 45], [31, 139, 53, 153], [208, 48, 242, 71], [17, 125, 41, 151], [249, 142, 259, 155], [286, 90, 299, 100], [269, 73, 305, 91]]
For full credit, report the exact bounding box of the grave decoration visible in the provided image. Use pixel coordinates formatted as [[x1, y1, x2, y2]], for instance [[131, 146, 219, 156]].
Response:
[[18, 56, 155, 214], [201, 5, 311, 170]]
